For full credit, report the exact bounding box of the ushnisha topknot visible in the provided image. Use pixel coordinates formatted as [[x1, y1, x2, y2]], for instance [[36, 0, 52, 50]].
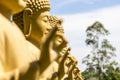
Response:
[[48, 15, 64, 33], [26, 0, 50, 14], [48, 15, 59, 28]]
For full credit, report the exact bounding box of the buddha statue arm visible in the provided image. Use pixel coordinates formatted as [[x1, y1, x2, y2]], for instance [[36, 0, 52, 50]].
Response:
[[58, 47, 70, 80], [67, 62, 77, 80]]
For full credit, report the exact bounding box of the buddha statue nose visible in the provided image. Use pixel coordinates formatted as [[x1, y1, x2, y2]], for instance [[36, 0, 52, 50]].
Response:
[[47, 22, 52, 31]]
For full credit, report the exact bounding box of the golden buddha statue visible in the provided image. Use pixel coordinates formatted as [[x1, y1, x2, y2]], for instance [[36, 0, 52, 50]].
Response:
[[13, 0, 52, 64], [73, 66, 83, 80], [13, 0, 53, 68], [0, 0, 30, 79]]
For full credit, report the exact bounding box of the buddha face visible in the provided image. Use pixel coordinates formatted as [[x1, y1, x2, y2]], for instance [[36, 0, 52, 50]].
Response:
[[0, 0, 26, 14], [53, 34, 65, 49], [65, 56, 73, 67], [53, 24, 67, 51], [30, 11, 51, 42], [73, 67, 79, 75]]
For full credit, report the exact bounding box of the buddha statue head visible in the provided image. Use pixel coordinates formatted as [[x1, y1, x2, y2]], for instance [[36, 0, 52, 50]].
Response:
[[73, 66, 83, 80], [73, 66, 80, 75], [13, 0, 51, 45], [48, 15, 68, 52]]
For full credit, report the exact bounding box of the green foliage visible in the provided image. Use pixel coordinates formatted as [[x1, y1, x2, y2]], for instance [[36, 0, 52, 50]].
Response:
[[82, 21, 120, 80]]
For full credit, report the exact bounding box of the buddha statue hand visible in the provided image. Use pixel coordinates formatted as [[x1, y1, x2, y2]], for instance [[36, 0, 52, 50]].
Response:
[[67, 62, 77, 80], [58, 47, 71, 79]]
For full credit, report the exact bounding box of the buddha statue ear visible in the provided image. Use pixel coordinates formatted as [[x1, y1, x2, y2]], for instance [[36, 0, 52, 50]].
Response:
[[23, 8, 33, 38]]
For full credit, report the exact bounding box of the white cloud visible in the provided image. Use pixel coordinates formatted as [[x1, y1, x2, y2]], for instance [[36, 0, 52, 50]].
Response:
[[59, 5, 120, 71]]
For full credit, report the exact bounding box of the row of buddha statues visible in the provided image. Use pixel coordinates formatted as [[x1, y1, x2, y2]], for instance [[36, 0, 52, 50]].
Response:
[[0, 0, 83, 80]]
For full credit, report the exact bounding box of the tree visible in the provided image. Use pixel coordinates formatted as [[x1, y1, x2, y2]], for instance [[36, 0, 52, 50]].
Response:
[[82, 21, 120, 80]]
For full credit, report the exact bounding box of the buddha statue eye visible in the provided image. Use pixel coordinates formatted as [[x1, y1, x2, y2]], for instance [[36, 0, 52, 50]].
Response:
[[43, 19, 48, 23]]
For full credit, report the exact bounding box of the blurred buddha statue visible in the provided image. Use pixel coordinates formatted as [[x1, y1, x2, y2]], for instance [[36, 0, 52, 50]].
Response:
[[0, 0, 29, 79], [13, 0, 52, 64], [73, 66, 83, 80]]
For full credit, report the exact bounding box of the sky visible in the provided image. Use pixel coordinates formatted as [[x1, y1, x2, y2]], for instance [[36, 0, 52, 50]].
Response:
[[50, 0, 120, 71], [50, 0, 120, 14]]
